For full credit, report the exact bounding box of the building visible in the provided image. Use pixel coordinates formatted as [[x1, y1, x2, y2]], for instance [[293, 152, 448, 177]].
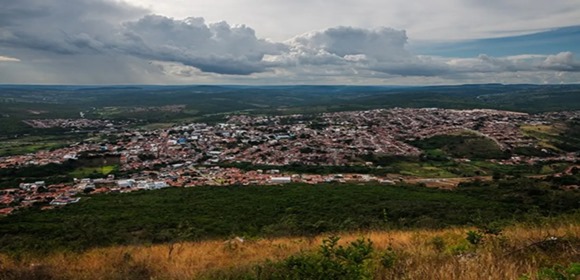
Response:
[[270, 177, 292, 184]]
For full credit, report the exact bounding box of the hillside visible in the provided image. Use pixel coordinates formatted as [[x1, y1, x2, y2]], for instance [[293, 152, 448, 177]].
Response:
[[1, 220, 579, 280], [2, 178, 579, 254]]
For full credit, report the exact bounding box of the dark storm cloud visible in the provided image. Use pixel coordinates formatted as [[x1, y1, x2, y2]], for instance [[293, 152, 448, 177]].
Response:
[[0, 0, 284, 75], [0, 0, 146, 53], [118, 15, 286, 75]]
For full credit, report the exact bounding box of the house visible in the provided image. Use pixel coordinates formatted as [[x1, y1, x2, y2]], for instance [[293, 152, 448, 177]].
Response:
[[270, 177, 292, 184], [0, 207, 15, 215], [154, 181, 169, 189], [50, 197, 81, 206], [117, 179, 135, 188]]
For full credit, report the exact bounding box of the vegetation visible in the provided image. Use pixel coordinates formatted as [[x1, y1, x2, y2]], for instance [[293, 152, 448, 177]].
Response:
[[68, 165, 118, 178], [410, 133, 508, 160], [521, 123, 580, 153], [0, 156, 120, 188], [0, 135, 83, 157], [1, 178, 579, 254], [1, 221, 578, 279], [222, 157, 569, 179]]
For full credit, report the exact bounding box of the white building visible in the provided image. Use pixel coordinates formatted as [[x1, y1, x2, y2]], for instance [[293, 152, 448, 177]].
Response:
[[117, 179, 135, 188], [270, 177, 292, 184]]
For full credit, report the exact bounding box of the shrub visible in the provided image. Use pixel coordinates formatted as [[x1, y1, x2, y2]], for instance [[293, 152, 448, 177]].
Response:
[[279, 236, 375, 280], [466, 222, 505, 246], [538, 262, 580, 280], [430, 236, 446, 253], [379, 247, 398, 269], [466, 230, 484, 246]]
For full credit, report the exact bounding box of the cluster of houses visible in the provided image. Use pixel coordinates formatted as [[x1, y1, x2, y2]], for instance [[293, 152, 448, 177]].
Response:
[[116, 179, 169, 190], [1, 108, 580, 216], [3, 108, 580, 172]]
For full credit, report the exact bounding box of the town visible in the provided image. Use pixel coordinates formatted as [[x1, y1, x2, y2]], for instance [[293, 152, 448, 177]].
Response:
[[1, 108, 579, 215]]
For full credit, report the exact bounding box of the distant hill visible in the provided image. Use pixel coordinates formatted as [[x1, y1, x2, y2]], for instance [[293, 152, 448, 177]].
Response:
[[1, 83, 580, 136]]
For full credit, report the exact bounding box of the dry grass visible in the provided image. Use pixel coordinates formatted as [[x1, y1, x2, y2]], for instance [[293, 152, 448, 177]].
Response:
[[1, 223, 579, 280]]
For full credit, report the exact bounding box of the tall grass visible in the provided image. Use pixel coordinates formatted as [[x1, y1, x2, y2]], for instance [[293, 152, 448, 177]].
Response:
[[1, 222, 578, 280]]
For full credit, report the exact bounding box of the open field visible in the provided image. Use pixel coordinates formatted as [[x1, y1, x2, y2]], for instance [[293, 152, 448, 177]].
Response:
[[226, 159, 570, 180], [521, 124, 565, 151], [1, 220, 578, 280], [410, 133, 507, 160], [394, 162, 458, 178], [68, 165, 118, 178], [0, 135, 82, 157], [520, 122, 580, 153]]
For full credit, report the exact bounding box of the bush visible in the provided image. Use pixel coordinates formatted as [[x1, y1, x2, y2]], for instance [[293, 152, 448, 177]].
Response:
[[379, 247, 398, 269], [278, 236, 375, 280], [466, 230, 484, 246], [430, 236, 446, 253], [466, 222, 504, 246], [538, 263, 580, 280]]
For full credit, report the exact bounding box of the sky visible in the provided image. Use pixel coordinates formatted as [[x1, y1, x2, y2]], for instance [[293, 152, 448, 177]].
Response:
[[0, 0, 579, 85]]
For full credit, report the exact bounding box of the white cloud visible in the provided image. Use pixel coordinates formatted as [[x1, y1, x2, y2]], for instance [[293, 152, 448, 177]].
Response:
[[541, 52, 580, 71], [0, 55, 20, 62], [288, 27, 408, 61], [125, 0, 580, 41]]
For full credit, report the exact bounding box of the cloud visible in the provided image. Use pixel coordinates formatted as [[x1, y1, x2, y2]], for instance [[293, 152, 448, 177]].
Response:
[[0, 0, 579, 84], [541, 52, 580, 71], [0, 55, 20, 62], [0, 0, 147, 54], [442, 52, 580, 74], [0, 0, 283, 75], [288, 26, 408, 61], [271, 26, 449, 77], [278, 27, 580, 77], [126, 0, 580, 42], [118, 15, 286, 75]]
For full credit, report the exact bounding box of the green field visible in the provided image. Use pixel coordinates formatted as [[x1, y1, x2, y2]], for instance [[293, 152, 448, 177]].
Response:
[[68, 165, 118, 178], [394, 162, 457, 177], [410, 133, 507, 160], [0, 135, 83, 157], [0, 157, 121, 189], [521, 122, 580, 152], [225, 157, 567, 179]]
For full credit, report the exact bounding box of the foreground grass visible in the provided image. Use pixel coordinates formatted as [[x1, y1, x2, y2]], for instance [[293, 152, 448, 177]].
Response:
[[1, 222, 578, 280]]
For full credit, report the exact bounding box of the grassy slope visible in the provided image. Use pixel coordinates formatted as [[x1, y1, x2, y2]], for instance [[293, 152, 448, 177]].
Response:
[[410, 133, 507, 160], [1, 221, 578, 280], [521, 123, 580, 152]]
